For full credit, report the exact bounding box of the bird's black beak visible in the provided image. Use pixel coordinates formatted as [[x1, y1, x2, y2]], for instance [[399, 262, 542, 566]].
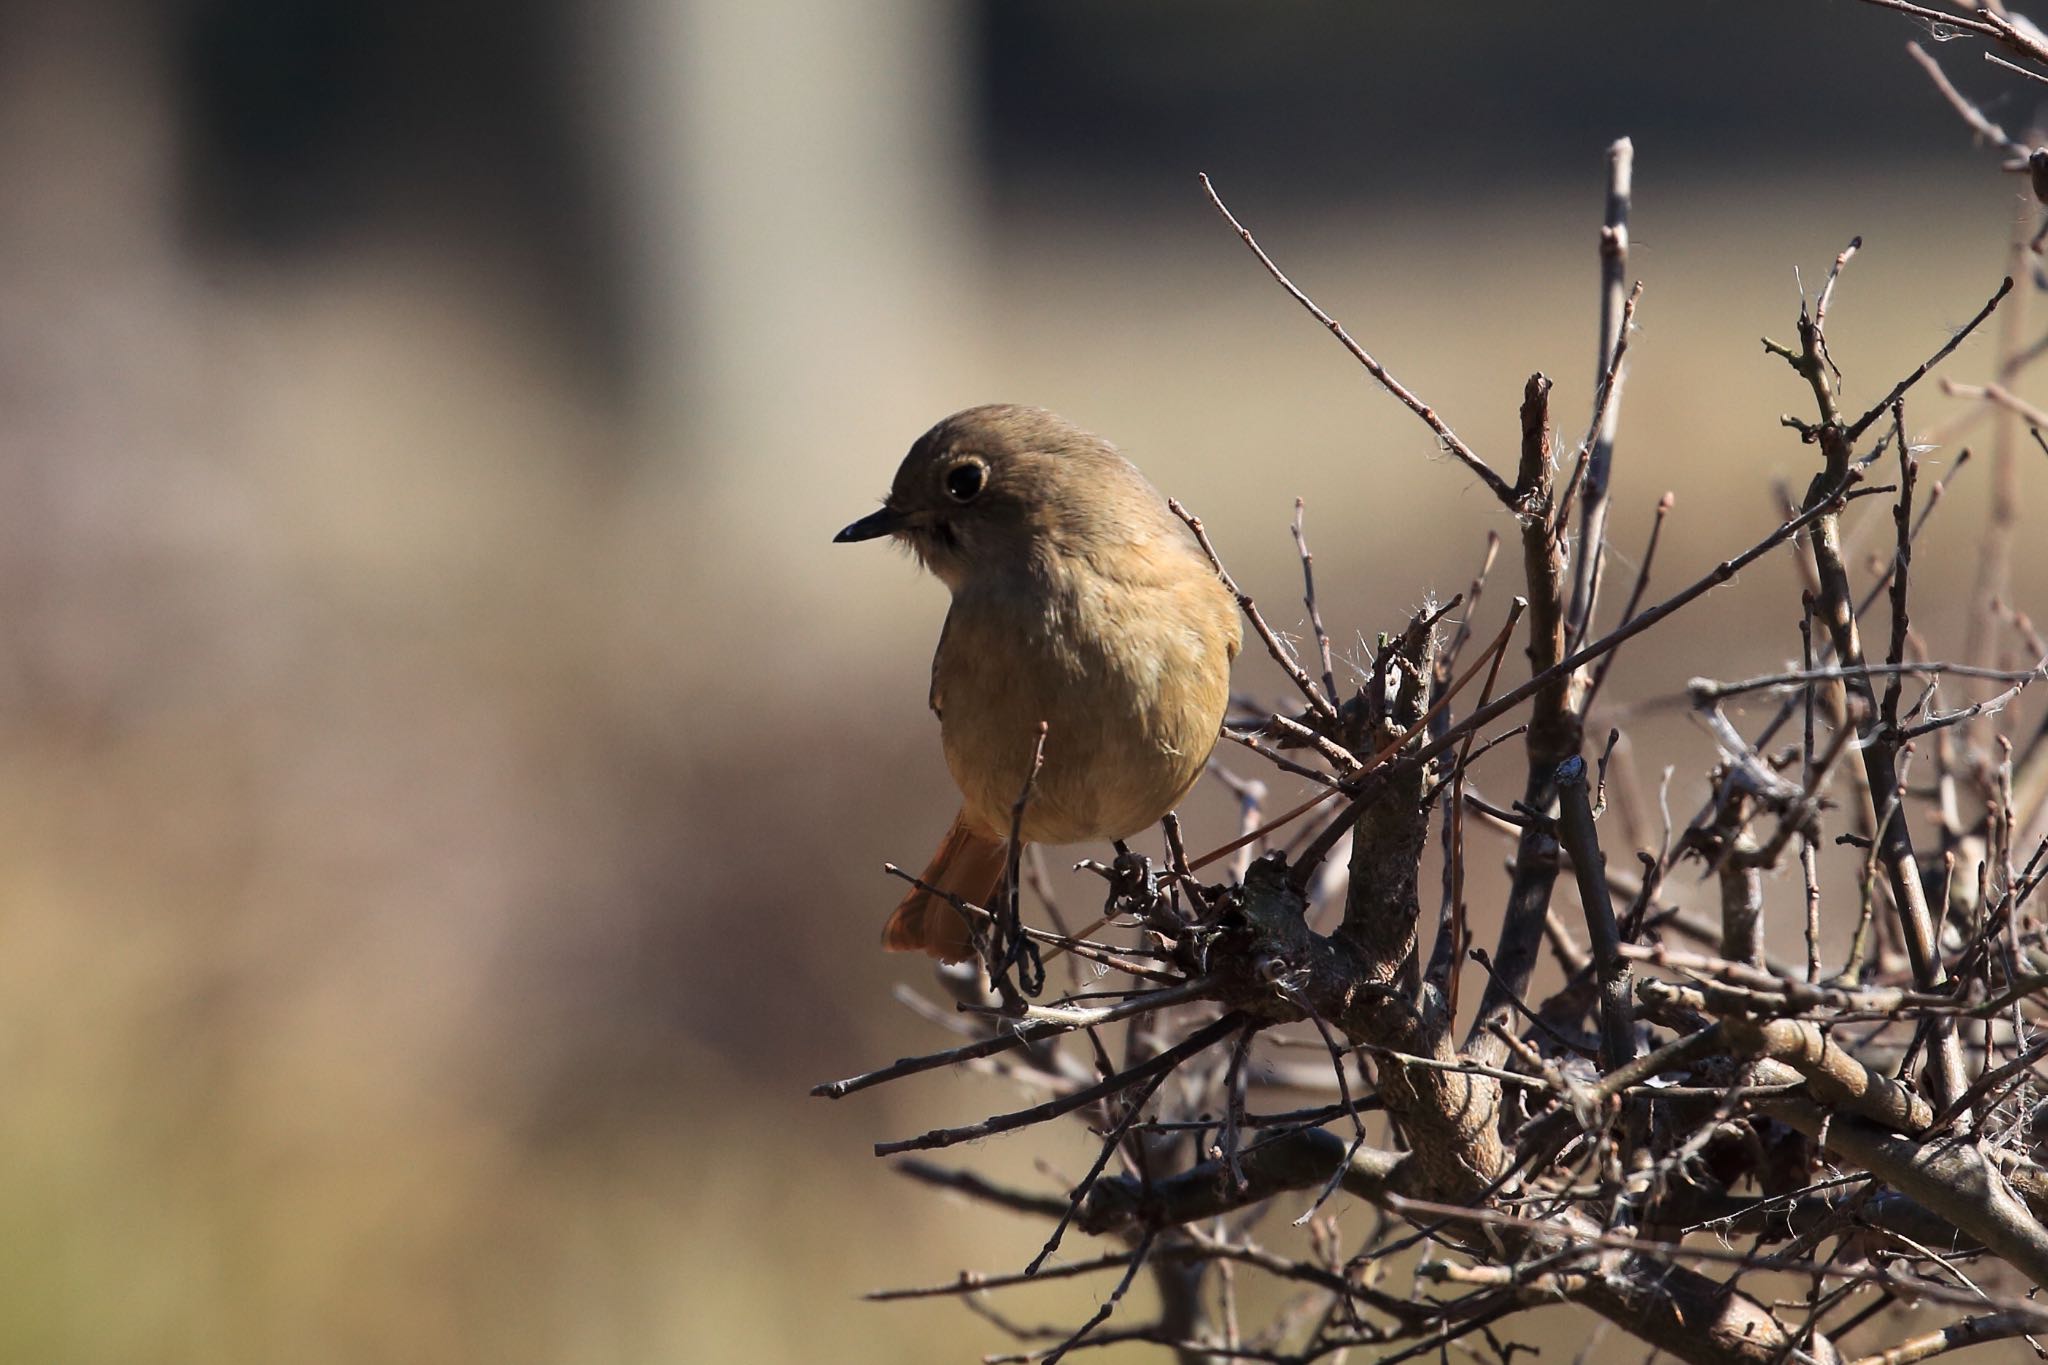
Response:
[[834, 505, 904, 543]]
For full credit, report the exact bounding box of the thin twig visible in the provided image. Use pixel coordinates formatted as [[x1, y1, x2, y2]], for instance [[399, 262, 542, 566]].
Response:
[[1174, 499, 1338, 720], [1907, 41, 2027, 158], [812, 977, 1218, 1099], [1414, 476, 1859, 774], [874, 1013, 1244, 1156], [1584, 491, 1673, 712], [1566, 138, 1637, 651], [1555, 754, 1637, 1069], [1292, 499, 1341, 708], [1845, 277, 2013, 439], [1200, 173, 1516, 505]]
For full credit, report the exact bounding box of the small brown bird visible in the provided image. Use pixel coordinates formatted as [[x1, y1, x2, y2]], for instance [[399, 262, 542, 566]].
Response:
[[836, 405, 1241, 960]]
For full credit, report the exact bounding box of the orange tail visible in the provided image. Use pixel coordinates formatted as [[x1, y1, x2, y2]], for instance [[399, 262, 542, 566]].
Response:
[[883, 809, 1010, 962]]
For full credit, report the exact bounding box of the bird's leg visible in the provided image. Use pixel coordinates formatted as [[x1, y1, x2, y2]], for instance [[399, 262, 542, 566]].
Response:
[[991, 860, 1045, 1001], [1109, 841, 1192, 950], [1108, 841, 1156, 905]]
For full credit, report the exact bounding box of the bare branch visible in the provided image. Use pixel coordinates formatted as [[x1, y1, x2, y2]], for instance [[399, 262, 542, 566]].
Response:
[[1200, 173, 1516, 505], [1565, 138, 1637, 648]]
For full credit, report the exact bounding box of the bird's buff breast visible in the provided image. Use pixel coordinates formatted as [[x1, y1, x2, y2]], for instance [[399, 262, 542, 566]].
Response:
[[934, 567, 1235, 847]]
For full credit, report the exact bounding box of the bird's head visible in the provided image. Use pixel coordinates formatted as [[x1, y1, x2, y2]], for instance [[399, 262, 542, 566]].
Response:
[[835, 404, 1136, 591]]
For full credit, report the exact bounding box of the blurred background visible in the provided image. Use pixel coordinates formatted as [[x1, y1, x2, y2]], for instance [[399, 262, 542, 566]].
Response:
[[3, 1, 2046, 1361]]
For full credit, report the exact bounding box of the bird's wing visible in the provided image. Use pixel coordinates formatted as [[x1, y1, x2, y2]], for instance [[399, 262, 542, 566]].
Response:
[[929, 605, 951, 718]]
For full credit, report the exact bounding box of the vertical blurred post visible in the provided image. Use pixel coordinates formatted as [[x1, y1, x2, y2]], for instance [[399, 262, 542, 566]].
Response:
[[606, 0, 978, 485]]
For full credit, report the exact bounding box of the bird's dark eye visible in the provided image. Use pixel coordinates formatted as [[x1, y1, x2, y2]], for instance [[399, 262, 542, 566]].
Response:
[[943, 460, 986, 503]]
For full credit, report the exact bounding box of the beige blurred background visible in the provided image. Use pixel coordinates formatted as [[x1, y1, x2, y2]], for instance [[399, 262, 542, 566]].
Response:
[[2, 2, 2045, 1361]]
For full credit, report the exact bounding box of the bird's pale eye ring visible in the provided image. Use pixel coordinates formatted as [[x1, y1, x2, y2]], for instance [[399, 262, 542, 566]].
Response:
[[943, 458, 987, 503]]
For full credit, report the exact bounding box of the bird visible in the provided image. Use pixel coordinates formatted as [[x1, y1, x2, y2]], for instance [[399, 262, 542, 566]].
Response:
[[835, 404, 1241, 961]]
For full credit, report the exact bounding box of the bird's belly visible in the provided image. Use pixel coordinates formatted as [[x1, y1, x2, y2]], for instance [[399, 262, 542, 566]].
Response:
[[938, 599, 1228, 847]]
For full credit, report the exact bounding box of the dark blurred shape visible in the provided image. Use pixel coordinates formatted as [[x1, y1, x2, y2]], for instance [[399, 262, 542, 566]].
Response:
[[179, 0, 381, 236], [175, 0, 627, 388], [975, 2, 1984, 203]]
